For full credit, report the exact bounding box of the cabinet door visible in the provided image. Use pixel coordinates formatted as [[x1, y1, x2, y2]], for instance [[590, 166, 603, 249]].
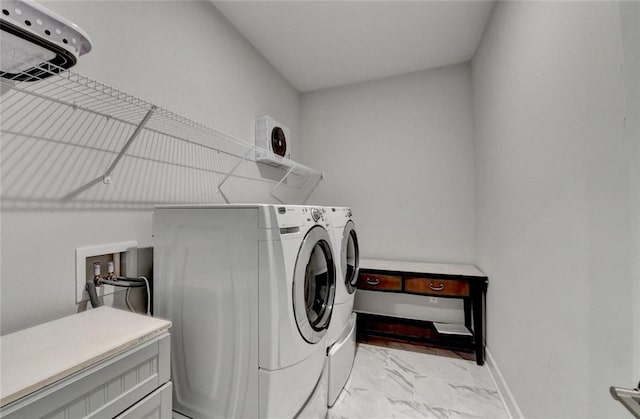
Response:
[[115, 382, 172, 419], [404, 277, 470, 297]]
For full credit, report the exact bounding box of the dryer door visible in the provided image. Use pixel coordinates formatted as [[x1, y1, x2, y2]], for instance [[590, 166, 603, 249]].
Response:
[[342, 221, 360, 294], [293, 225, 336, 344]]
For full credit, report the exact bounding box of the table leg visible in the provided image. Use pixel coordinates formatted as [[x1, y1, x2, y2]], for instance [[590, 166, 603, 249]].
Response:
[[464, 298, 472, 330], [471, 281, 486, 366]]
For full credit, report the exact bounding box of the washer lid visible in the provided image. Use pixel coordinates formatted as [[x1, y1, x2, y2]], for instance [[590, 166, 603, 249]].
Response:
[[292, 225, 336, 344], [0, 0, 92, 81], [342, 221, 359, 294]]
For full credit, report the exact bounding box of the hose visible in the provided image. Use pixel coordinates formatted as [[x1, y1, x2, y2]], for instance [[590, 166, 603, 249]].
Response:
[[86, 281, 103, 308], [125, 288, 135, 312], [114, 275, 146, 282], [97, 276, 151, 316], [98, 278, 145, 288]]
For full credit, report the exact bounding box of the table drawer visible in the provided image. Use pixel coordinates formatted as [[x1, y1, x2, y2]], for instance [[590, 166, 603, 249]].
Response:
[[404, 277, 470, 297], [358, 273, 402, 291]]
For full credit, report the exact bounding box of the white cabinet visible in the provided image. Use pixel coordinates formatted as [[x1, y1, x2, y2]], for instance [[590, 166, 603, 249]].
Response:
[[0, 307, 172, 419], [115, 382, 172, 419]]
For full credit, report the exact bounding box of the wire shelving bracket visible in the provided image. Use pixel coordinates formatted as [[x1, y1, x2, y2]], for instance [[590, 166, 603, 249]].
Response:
[[216, 148, 253, 205], [0, 63, 323, 210], [62, 106, 157, 201]]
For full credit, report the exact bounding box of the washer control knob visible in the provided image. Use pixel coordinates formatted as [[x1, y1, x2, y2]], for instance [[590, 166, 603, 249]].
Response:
[[311, 208, 322, 222]]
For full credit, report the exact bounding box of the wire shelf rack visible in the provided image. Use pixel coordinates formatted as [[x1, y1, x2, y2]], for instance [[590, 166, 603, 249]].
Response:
[[0, 62, 323, 210]]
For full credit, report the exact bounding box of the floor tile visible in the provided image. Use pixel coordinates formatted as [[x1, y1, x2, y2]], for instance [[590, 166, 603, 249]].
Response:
[[328, 342, 509, 419]]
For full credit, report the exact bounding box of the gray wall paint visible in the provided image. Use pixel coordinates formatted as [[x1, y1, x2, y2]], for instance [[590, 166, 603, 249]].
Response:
[[0, 1, 300, 335], [299, 64, 476, 263], [2, 4, 637, 418], [472, 2, 634, 417], [619, 0, 640, 382]]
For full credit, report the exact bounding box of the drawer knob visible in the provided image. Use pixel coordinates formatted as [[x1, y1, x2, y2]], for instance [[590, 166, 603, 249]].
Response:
[[365, 277, 380, 285], [429, 282, 445, 291]]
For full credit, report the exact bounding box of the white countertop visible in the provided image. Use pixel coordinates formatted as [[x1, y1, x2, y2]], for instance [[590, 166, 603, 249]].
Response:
[[359, 258, 486, 278], [0, 306, 172, 407]]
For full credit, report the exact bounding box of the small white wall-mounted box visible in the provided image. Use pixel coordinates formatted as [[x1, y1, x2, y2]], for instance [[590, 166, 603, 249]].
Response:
[[255, 115, 291, 164], [75, 241, 137, 304]]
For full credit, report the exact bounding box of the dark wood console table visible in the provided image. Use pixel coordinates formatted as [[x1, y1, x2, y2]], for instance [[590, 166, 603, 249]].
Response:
[[355, 259, 488, 365]]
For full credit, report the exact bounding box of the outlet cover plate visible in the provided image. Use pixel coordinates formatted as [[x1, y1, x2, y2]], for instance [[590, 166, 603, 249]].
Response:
[[76, 241, 137, 303]]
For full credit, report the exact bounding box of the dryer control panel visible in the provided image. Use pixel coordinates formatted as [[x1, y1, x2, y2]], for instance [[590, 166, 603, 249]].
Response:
[[310, 208, 322, 222], [273, 206, 329, 229], [303, 206, 329, 228], [273, 206, 305, 228], [328, 207, 352, 228]]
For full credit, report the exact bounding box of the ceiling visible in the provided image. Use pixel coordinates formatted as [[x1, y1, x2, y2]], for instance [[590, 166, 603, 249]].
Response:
[[213, 1, 495, 92]]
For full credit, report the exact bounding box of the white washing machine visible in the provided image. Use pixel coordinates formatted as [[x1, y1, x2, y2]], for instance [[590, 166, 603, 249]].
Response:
[[325, 206, 360, 407], [153, 204, 337, 419]]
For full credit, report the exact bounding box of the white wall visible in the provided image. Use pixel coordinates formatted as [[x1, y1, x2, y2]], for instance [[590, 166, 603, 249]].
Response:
[[472, 2, 634, 418], [619, 0, 640, 383], [0, 1, 300, 335], [299, 64, 476, 264]]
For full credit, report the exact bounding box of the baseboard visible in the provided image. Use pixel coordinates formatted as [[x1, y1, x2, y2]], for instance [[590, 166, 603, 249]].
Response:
[[485, 348, 525, 419]]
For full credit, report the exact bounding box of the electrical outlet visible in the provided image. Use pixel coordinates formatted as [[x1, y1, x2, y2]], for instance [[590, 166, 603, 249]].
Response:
[[429, 297, 439, 304], [76, 241, 137, 304]]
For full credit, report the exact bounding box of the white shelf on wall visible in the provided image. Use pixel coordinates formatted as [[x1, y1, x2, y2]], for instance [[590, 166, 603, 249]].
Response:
[[0, 62, 323, 210]]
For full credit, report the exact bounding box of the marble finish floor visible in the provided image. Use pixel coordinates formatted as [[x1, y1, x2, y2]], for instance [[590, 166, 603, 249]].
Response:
[[328, 340, 509, 419]]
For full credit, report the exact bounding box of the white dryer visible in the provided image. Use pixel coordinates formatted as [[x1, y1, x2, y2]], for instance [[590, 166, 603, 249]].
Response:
[[153, 204, 336, 419], [325, 206, 360, 407]]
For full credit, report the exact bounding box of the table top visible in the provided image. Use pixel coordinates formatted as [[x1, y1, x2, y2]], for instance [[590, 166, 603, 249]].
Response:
[[359, 258, 486, 278], [0, 307, 172, 407]]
